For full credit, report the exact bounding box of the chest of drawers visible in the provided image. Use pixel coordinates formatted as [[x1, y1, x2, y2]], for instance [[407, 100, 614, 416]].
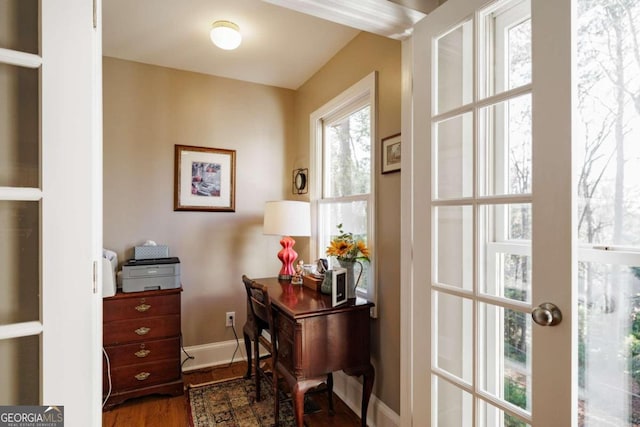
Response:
[[102, 288, 183, 410]]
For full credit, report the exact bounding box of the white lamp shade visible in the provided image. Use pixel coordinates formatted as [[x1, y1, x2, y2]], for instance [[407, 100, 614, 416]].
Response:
[[263, 201, 311, 237], [210, 21, 242, 50]]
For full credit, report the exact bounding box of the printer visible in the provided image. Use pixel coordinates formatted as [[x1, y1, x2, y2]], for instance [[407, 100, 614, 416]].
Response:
[[122, 257, 181, 293]]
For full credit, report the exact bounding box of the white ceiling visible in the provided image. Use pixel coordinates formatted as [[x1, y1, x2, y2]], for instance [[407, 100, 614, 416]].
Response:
[[102, 0, 429, 90]]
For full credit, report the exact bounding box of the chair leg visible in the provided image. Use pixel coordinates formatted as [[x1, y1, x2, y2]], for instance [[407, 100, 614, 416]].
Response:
[[243, 331, 252, 379], [273, 368, 280, 427], [254, 337, 261, 401], [327, 373, 334, 415]]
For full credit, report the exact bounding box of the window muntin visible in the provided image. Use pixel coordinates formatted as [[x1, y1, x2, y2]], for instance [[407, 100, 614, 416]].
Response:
[[479, 203, 532, 303]]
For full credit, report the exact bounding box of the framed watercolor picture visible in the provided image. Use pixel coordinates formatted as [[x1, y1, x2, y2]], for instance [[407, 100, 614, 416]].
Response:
[[174, 144, 236, 212], [381, 133, 401, 174]]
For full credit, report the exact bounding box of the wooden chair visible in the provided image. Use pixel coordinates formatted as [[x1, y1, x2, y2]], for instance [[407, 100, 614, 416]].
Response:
[[242, 275, 276, 402]]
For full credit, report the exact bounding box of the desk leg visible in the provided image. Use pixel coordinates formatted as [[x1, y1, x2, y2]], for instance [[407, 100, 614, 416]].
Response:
[[327, 373, 334, 415], [361, 365, 375, 427], [291, 380, 319, 427], [345, 364, 375, 427]]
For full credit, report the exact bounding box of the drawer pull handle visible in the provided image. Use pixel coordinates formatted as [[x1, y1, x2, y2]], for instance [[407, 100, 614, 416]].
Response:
[[135, 303, 151, 312], [134, 349, 151, 358], [134, 327, 150, 336], [135, 372, 150, 381]]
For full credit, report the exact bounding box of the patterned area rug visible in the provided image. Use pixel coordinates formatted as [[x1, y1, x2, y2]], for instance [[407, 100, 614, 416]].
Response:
[[188, 376, 296, 427]]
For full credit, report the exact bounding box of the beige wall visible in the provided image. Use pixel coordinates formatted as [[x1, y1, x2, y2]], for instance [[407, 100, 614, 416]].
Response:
[[103, 30, 402, 414], [103, 57, 295, 345], [292, 32, 403, 413]]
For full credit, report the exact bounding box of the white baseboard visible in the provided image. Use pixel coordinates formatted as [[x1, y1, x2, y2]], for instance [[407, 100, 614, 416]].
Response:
[[181, 338, 250, 372], [332, 371, 400, 427], [182, 339, 399, 427]]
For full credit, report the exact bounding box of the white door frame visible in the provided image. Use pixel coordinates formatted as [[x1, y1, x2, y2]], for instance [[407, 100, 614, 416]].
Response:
[[41, 0, 103, 424]]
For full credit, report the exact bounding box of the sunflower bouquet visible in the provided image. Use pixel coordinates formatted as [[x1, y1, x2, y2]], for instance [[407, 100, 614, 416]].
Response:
[[325, 224, 370, 263]]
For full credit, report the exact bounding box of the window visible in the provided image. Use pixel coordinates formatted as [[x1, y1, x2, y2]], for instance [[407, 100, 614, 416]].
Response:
[[310, 73, 377, 310]]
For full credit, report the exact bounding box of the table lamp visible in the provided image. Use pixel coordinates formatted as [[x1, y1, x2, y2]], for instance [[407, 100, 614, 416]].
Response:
[[263, 200, 311, 281]]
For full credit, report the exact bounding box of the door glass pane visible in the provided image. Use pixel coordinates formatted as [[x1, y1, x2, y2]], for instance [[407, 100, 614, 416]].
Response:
[[577, 0, 640, 425], [0, 201, 40, 325], [479, 204, 532, 302], [435, 20, 473, 114], [434, 112, 473, 200], [478, 0, 531, 99], [435, 206, 473, 290], [0, 335, 40, 404], [434, 375, 473, 427], [479, 302, 532, 415], [435, 291, 473, 382], [0, 0, 39, 54], [323, 105, 371, 198], [478, 399, 531, 427], [0, 63, 40, 188], [479, 94, 531, 196]]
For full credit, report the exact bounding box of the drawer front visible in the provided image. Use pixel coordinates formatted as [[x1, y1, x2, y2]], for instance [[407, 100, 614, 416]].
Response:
[[104, 293, 180, 322], [104, 337, 179, 367], [103, 315, 180, 345], [276, 314, 296, 374], [277, 314, 295, 341], [106, 359, 180, 392]]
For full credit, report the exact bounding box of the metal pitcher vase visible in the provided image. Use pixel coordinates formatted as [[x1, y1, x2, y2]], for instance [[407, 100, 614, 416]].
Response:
[[338, 259, 363, 300]]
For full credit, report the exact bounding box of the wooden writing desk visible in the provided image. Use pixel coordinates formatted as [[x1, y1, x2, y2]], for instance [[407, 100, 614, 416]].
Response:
[[252, 277, 375, 427]]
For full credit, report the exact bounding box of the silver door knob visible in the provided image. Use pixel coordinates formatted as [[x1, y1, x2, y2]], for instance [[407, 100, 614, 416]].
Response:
[[531, 302, 562, 326]]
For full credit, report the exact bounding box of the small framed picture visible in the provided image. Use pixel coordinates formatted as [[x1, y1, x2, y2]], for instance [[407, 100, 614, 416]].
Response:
[[332, 267, 347, 307], [381, 133, 401, 174], [174, 145, 236, 212]]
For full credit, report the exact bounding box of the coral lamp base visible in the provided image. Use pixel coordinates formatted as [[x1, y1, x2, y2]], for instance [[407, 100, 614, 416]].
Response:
[[277, 235, 297, 281]]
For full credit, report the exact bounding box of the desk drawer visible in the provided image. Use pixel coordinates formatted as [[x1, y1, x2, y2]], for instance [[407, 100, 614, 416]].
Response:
[[104, 337, 180, 367], [106, 359, 180, 392], [103, 315, 180, 345], [276, 314, 296, 374], [276, 314, 295, 341], [104, 293, 180, 322]]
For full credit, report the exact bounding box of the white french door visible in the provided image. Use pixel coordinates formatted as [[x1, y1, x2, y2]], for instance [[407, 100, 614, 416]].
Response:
[[1, 0, 102, 424], [403, 0, 574, 425]]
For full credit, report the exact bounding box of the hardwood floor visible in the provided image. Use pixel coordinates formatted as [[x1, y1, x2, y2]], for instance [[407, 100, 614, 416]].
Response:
[[102, 361, 362, 426]]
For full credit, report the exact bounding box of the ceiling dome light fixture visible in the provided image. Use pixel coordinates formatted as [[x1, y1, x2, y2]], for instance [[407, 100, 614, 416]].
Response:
[[210, 20, 242, 50]]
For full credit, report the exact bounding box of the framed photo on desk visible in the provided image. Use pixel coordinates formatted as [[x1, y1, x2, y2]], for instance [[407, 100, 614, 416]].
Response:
[[332, 267, 347, 306]]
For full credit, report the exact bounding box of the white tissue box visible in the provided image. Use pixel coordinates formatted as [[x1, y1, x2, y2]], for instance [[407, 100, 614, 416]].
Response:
[[134, 245, 169, 260]]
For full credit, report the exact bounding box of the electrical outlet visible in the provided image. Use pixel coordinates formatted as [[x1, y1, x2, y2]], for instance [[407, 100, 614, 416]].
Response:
[[225, 311, 235, 327]]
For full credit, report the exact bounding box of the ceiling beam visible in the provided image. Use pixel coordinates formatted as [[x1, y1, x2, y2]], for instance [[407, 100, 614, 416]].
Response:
[[387, 0, 440, 14], [262, 0, 429, 40]]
